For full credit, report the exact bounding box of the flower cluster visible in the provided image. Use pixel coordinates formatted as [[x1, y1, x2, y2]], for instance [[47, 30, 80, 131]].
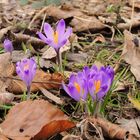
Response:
[[63, 65, 114, 101]]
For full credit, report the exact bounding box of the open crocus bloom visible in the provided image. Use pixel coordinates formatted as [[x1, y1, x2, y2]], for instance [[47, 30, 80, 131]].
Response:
[[3, 39, 13, 53], [88, 65, 114, 100], [16, 58, 37, 88], [37, 19, 72, 52], [62, 73, 88, 102]]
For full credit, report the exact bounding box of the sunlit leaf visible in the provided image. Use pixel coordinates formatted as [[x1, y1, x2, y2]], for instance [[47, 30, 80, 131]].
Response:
[[128, 93, 140, 110]]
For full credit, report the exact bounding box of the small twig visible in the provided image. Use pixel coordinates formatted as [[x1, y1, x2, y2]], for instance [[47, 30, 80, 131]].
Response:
[[40, 13, 47, 32], [0, 76, 62, 85], [11, 32, 46, 46], [28, 7, 48, 29], [129, 0, 135, 31]]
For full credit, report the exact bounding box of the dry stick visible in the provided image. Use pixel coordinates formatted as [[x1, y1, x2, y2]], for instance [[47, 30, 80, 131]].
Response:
[[40, 13, 47, 32], [129, 0, 135, 31], [10, 32, 46, 50], [28, 7, 48, 29], [0, 76, 62, 85]]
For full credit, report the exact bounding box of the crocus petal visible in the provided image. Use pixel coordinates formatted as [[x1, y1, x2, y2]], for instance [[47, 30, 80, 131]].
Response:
[[96, 90, 107, 100], [44, 23, 54, 40], [64, 27, 72, 39], [62, 83, 80, 101], [69, 74, 77, 83], [58, 39, 67, 48], [56, 19, 65, 41], [37, 32, 48, 43]]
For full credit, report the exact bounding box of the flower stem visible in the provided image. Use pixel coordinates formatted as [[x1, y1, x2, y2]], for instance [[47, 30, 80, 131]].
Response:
[[56, 50, 62, 72], [27, 86, 31, 100]]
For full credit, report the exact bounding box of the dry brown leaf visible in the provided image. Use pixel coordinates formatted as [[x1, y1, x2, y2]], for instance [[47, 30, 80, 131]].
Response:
[[121, 30, 140, 81], [0, 53, 15, 104], [7, 69, 63, 93], [39, 87, 63, 105], [44, 5, 105, 32], [0, 92, 14, 104], [90, 117, 136, 140], [33, 120, 75, 140], [117, 117, 140, 138], [42, 42, 70, 59], [0, 133, 9, 140], [0, 100, 75, 140]]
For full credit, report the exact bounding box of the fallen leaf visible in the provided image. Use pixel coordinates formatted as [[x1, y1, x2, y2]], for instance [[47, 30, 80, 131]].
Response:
[[66, 52, 88, 63], [42, 42, 71, 60], [0, 133, 9, 140], [44, 5, 105, 32], [121, 30, 140, 82], [0, 100, 75, 140], [0, 53, 15, 104], [0, 92, 14, 104], [7, 70, 63, 93], [128, 93, 140, 110], [12, 50, 31, 63], [117, 117, 140, 138], [39, 87, 64, 105], [90, 117, 137, 139]]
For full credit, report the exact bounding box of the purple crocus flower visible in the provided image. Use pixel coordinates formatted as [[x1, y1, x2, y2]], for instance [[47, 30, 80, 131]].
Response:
[[3, 39, 13, 53], [16, 58, 37, 99], [37, 19, 72, 52], [88, 65, 114, 100], [62, 72, 88, 102]]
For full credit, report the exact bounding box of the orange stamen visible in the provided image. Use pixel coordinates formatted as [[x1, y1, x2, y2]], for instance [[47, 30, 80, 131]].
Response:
[[53, 31, 58, 44], [74, 82, 81, 93], [24, 64, 29, 71], [94, 80, 101, 93]]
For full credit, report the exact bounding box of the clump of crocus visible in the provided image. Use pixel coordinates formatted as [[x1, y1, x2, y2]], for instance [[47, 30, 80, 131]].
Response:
[[3, 39, 13, 55], [37, 19, 72, 71], [63, 65, 114, 115], [16, 58, 37, 99]]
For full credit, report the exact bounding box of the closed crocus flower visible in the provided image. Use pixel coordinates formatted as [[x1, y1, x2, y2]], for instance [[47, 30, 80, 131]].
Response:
[[3, 39, 13, 53], [16, 58, 37, 99], [62, 73, 88, 102], [88, 65, 114, 100], [37, 19, 72, 52]]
